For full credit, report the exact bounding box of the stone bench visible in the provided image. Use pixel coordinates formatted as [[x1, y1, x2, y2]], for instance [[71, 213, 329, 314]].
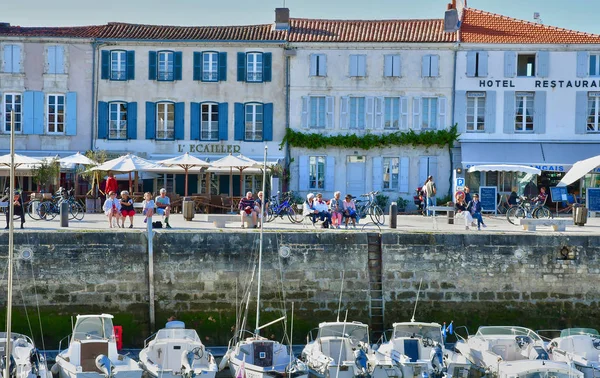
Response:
[[519, 218, 572, 232], [197, 214, 251, 228], [427, 205, 454, 214]]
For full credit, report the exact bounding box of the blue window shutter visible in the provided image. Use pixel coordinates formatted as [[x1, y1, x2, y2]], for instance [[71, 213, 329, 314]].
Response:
[[22, 91, 34, 134], [126, 51, 135, 80], [537, 51, 549, 78], [101, 50, 110, 80], [237, 52, 246, 82], [357, 55, 366, 76], [33, 91, 44, 135], [190, 102, 200, 140], [485, 91, 496, 134], [97, 101, 108, 139], [193, 52, 202, 81], [503, 91, 515, 134], [384, 55, 393, 77], [174, 102, 185, 139], [48, 46, 56, 74], [218, 102, 228, 140], [454, 90, 467, 133], [145, 102, 156, 139], [148, 51, 157, 80], [65, 92, 77, 136], [431, 55, 439, 77], [533, 91, 546, 134], [320, 54, 328, 76], [575, 91, 588, 134], [310, 54, 318, 76], [55, 46, 65, 73], [127, 102, 137, 139], [263, 103, 273, 141], [372, 157, 383, 192], [504, 51, 516, 77], [218, 52, 227, 81], [577, 52, 589, 77], [349, 55, 358, 76], [324, 156, 335, 192], [399, 157, 409, 193], [12, 46, 20, 72], [479, 52, 488, 77], [466, 51, 476, 77], [174, 51, 183, 81], [298, 156, 309, 192], [263, 52, 272, 82], [421, 55, 430, 77], [234, 102, 244, 140]]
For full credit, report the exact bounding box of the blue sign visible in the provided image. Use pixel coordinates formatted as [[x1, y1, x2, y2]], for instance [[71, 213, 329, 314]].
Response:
[[550, 186, 568, 203], [587, 188, 600, 212], [479, 186, 497, 214], [456, 177, 465, 187]]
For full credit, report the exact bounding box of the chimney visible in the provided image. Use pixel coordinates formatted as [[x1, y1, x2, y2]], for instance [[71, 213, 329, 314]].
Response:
[[274, 8, 290, 31]]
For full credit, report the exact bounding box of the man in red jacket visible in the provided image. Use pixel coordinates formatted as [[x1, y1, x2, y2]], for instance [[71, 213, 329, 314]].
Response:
[[105, 172, 118, 195]]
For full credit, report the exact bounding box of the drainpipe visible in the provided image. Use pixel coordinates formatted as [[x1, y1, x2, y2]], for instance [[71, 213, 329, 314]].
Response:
[[90, 40, 99, 151], [284, 48, 291, 192], [449, 45, 458, 198]]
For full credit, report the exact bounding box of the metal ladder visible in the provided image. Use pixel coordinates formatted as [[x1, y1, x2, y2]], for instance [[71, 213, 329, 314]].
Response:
[[367, 232, 384, 342]]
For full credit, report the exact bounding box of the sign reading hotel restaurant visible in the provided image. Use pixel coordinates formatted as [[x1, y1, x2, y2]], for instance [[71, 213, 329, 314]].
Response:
[[177, 144, 241, 154], [478, 79, 600, 88]]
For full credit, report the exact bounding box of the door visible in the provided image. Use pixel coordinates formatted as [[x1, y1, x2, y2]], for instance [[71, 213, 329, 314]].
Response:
[[346, 156, 366, 196]]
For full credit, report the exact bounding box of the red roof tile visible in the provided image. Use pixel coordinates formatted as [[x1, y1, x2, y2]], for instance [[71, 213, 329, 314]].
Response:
[[461, 8, 600, 44], [289, 18, 456, 43], [0, 25, 101, 38]]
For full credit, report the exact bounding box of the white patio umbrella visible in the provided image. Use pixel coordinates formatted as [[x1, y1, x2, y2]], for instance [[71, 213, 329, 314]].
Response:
[[156, 153, 210, 196], [558, 155, 600, 186], [58, 152, 98, 196], [0, 153, 43, 168], [468, 164, 541, 175], [209, 154, 260, 212], [91, 153, 161, 193]]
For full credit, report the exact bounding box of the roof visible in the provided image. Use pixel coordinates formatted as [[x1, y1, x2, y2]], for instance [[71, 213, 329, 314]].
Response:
[[0, 24, 101, 38], [461, 8, 600, 44], [288, 18, 456, 43]]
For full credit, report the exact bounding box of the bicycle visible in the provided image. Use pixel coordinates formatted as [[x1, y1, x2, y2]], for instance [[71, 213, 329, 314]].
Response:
[[506, 195, 552, 225], [37, 188, 85, 221], [355, 191, 385, 225], [266, 191, 303, 224]]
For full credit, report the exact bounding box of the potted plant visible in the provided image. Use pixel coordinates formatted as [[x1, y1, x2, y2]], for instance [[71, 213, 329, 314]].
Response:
[[395, 197, 409, 212], [78, 150, 108, 213]]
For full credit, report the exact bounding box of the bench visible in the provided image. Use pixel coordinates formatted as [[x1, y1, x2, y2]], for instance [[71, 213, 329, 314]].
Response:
[[519, 218, 571, 232], [427, 206, 454, 215], [197, 214, 251, 228]]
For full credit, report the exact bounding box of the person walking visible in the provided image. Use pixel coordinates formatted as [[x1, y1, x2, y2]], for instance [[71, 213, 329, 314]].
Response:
[[423, 176, 437, 216]]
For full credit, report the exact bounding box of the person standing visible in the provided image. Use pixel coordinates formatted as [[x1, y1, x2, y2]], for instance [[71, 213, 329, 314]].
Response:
[[155, 188, 172, 229], [423, 176, 437, 216], [105, 172, 118, 196], [467, 193, 486, 231]]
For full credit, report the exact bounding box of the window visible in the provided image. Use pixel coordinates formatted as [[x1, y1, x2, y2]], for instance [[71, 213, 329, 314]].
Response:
[[156, 102, 174, 139], [590, 54, 600, 76], [422, 55, 439, 77], [384, 55, 401, 77], [47, 46, 65, 74], [383, 157, 399, 191], [3, 93, 22, 133], [245, 103, 263, 141], [203, 52, 218, 82], [111, 51, 126, 80], [109, 102, 127, 139], [515, 92, 534, 132], [517, 54, 536, 77], [309, 156, 325, 190], [466, 92, 486, 132], [466, 51, 488, 77], [309, 96, 326, 129], [3, 45, 20, 73], [587, 92, 600, 132], [349, 55, 366, 77], [384, 97, 400, 129], [349, 97, 366, 129], [201, 103, 219, 140], [158, 51, 174, 81], [310, 54, 327, 77], [421, 97, 438, 129], [247, 52, 263, 82], [47, 94, 65, 134]]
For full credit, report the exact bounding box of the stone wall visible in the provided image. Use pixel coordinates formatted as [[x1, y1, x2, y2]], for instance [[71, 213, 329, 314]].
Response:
[[0, 231, 598, 349]]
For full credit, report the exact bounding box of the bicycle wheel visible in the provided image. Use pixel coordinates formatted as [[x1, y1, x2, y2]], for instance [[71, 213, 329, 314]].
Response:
[[369, 205, 385, 225], [506, 206, 525, 225], [26, 200, 42, 220], [38, 202, 56, 220], [287, 206, 303, 224], [266, 206, 275, 222], [73, 203, 85, 220], [533, 206, 552, 219], [67, 202, 77, 220]]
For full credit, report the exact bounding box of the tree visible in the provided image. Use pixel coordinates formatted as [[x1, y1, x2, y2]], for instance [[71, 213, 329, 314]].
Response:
[[77, 150, 108, 197], [31, 158, 60, 192]]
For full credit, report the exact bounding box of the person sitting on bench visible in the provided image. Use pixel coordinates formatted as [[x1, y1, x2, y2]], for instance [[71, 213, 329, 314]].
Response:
[[5, 191, 25, 229], [239, 191, 257, 228]]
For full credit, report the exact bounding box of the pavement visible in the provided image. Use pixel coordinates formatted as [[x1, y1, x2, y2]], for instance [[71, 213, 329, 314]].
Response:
[[4, 210, 600, 234]]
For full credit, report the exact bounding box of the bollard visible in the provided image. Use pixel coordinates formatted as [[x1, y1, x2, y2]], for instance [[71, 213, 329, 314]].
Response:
[[60, 202, 69, 227], [389, 202, 398, 229]]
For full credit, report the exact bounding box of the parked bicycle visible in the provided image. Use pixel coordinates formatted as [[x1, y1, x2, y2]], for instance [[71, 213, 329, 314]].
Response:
[[266, 191, 303, 224], [355, 191, 385, 225], [29, 188, 85, 221], [506, 195, 552, 225]]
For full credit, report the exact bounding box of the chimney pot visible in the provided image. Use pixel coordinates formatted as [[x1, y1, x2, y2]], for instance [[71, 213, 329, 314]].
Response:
[[274, 8, 290, 30]]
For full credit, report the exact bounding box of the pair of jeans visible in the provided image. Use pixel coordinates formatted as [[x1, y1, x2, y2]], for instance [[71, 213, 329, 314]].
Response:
[[472, 211, 484, 228], [311, 211, 331, 226], [426, 196, 437, 216]]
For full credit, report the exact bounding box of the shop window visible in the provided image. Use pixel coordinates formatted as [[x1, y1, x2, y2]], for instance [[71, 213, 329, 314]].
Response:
[[517, 54, 536, 77]]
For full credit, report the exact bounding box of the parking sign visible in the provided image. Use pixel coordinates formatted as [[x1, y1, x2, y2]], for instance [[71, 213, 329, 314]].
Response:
[[456, 177, 465, 188]]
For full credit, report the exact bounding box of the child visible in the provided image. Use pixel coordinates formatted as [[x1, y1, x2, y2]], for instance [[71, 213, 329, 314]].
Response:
[[142, 192, 155, 224]]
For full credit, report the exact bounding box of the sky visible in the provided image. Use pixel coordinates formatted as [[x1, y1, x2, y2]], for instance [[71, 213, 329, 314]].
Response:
[[4, 0, 600, 35]]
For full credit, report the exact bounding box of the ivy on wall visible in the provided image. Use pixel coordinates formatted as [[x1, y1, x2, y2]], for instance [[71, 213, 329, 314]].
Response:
[[281, 125, 459, 150]]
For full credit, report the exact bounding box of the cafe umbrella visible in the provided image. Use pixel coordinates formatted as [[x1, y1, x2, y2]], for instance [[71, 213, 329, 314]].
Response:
[[58, 152, 98, 196], [209, 154, 260, 213], [156, 153, 211, 196]]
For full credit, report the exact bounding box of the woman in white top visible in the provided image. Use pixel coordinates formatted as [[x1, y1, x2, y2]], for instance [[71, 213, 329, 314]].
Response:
[[102, 191, 122, 228]]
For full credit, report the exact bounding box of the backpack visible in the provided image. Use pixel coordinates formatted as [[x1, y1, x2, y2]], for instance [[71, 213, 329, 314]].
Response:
[[152, 221, 163, 229]]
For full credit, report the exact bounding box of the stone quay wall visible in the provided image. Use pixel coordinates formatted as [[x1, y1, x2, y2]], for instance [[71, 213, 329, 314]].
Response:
[[0, 231, 598, 348]]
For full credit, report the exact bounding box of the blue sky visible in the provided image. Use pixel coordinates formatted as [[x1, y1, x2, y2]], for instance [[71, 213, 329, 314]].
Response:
[[5, 0, 600, 35]]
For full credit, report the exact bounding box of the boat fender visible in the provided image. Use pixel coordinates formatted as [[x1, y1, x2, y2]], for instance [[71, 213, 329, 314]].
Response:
[[218, 351, 230, 371], [95, 355, 113, 378], [353, 344, 368, 375], [50, 363, 59, 376]]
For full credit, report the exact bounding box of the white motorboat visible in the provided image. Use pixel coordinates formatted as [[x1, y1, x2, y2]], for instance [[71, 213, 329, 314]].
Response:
[[51, 314, 142, 378], [301, 321, 371, 378], [547, 328, 600, 378], [370, 321, 470, 378], [455, 326, 583, 378], [0, 332, 52, 378], [138, 320, 217, 378]]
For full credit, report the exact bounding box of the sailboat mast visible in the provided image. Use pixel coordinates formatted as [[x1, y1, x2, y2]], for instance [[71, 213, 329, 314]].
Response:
[[4, 110, 15, 378], [254, 145, 267, 335]]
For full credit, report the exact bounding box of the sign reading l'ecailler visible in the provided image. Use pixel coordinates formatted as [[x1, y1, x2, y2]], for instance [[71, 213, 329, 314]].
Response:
[[478, 79, 600, 88], [177, 144, 241, 154]]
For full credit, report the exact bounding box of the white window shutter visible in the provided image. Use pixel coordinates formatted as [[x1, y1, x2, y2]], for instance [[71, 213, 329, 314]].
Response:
[[349, 55, 358, 76], [3, 46, 12, 72], [429, 157, 438, 181], [431, 55, 439, 77], [320, 54, 327, 76], [326, 96, 334, 129], [375, 97, 384, 129], [412, 97, 421, 129], [466, 51, 476, 77], [365, 96, 375, 129], [299, 156, 309, 191], [325, 156, 335, 192], [309, 54, 318, 76], [340, 96, 349, 129], [393, 55, 401, 77], [399, 157, 409, 193], [359, 55, 367, 76], [419, 157, 429, 186], [438, 97, 447, 129], [372, 157, 383, 192], [12, 45, 20, 73], [47, 46, 56, 74], [400, 96, 409, 130], [421, 55, 430, 77], [576, 52, 589, 78], [384, 55, 393, 77], [479, 51, 488, 77], [301, 96, 309, 129]]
